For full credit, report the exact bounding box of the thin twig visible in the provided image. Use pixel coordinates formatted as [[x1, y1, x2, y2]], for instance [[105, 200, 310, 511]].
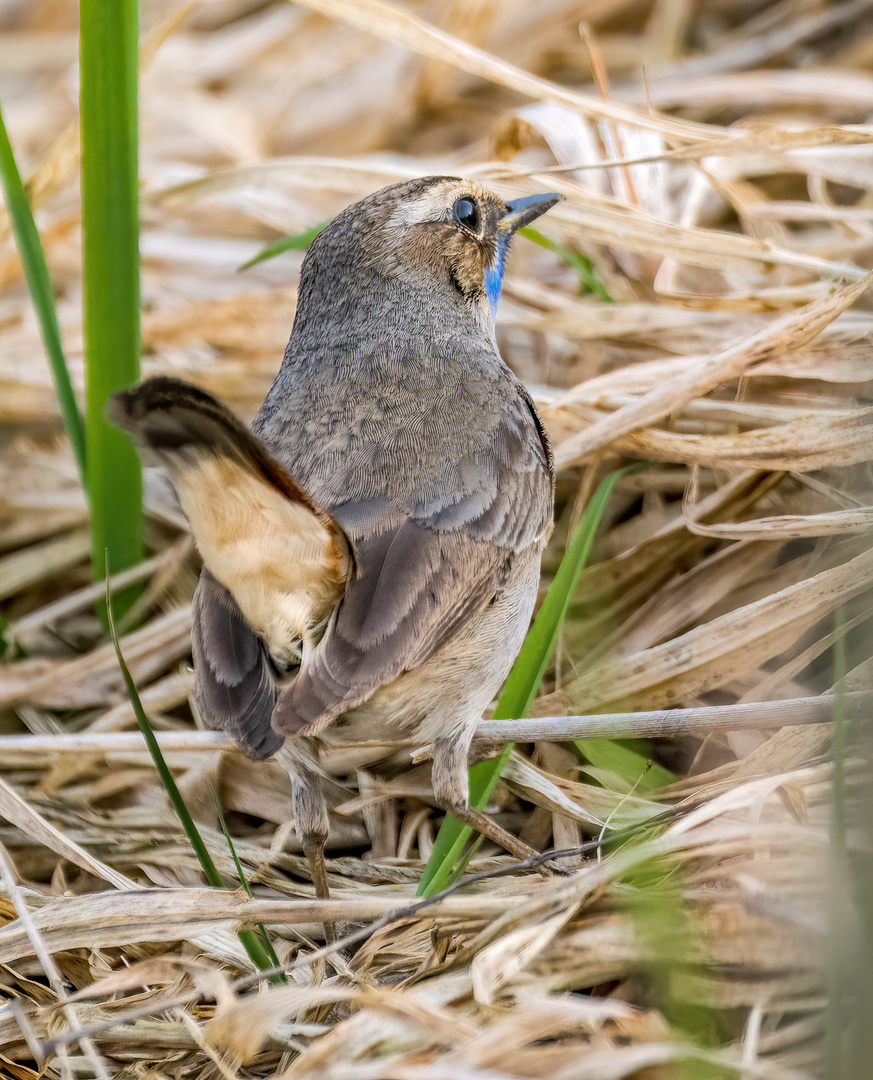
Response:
[[0, 693, 862, 757]]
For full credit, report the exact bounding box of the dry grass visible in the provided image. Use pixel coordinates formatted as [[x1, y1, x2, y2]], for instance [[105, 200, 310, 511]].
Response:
[[0, 0, 871, 1076]]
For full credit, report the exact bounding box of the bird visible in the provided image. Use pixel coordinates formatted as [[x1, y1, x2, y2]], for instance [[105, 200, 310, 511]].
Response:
[[111, 176, 561, 904]]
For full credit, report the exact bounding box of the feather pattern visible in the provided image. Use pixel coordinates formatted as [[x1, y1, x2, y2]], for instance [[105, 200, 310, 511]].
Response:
[[271, 385, 553, 733], [191, 570, 281, 760]]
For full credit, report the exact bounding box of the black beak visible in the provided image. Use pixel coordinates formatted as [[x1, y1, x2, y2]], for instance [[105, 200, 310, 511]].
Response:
[[499, 192, 564, 234]]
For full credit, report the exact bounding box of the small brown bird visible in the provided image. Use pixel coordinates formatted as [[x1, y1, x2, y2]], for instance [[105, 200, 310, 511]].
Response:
[[111, 176, 561, 900]]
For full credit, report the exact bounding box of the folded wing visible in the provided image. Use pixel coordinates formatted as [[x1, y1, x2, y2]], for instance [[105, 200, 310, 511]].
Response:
[[272, 386, 553, 733]]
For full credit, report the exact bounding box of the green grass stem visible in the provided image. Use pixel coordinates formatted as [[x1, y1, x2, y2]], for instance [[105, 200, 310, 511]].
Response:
[[519, 226, 613, 302], [211, 786, 285, 978], [622, 852, 730, 1076], [0, 100, 87, 484], [826, 610, 851, 1077], [105, 566, 282, 979], [237, 221, 329, 271], [80, 0, 143, 600]]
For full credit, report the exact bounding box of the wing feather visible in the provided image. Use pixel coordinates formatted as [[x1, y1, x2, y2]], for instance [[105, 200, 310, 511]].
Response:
[[272, 388, 553, 734], [191, 570, 282, 760]]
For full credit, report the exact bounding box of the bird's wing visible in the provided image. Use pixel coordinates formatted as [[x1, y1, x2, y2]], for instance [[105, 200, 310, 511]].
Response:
[[273, 390, 553, 734], [191, 569, 282, 760]]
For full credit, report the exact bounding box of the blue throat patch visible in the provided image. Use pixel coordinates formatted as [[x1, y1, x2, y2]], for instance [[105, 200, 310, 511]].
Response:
[[484, 235, 510, 317]]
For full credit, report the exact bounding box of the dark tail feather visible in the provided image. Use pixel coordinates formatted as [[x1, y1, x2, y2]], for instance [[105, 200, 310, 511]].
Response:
[[192, 569, 282, 761]]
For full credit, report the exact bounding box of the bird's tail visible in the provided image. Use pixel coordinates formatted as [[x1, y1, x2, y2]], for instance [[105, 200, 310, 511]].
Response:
[[109, 374, 351, 687], [109, 374, 326, 517]]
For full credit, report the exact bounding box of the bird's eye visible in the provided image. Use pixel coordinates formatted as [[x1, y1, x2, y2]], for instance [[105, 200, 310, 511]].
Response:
[[453, 197, 480, 233]]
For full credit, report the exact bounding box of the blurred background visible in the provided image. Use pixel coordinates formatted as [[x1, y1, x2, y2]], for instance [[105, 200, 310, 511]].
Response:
[[0, 1, 871, 1077]]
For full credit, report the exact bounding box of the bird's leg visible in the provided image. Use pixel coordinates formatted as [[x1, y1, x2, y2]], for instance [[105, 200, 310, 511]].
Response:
[[431, 733, 539, 862], [274, 741, 334, 942], [294, 778, 330, 902]]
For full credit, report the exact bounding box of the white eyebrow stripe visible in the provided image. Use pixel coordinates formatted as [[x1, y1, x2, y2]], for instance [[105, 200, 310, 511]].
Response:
[[386, 180, 493, 227]]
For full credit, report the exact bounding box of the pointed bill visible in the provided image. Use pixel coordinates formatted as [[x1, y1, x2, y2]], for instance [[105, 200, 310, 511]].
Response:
[[499, 192, 564, 234]]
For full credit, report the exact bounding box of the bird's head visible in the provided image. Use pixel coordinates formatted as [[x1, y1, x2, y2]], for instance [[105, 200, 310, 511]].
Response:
[[291, 177, 563, 345]]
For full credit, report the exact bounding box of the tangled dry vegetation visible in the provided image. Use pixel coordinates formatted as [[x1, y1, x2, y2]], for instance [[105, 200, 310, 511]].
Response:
[[1, 0, 872, 1077]]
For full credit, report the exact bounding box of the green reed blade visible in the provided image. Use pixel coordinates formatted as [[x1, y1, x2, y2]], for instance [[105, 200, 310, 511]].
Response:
[[80, 0, 143, 601], [0, 100, 86, 484], [519, 225, 613, 302], [237, 221, 330, 270], [105, 565, 282, 978]]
